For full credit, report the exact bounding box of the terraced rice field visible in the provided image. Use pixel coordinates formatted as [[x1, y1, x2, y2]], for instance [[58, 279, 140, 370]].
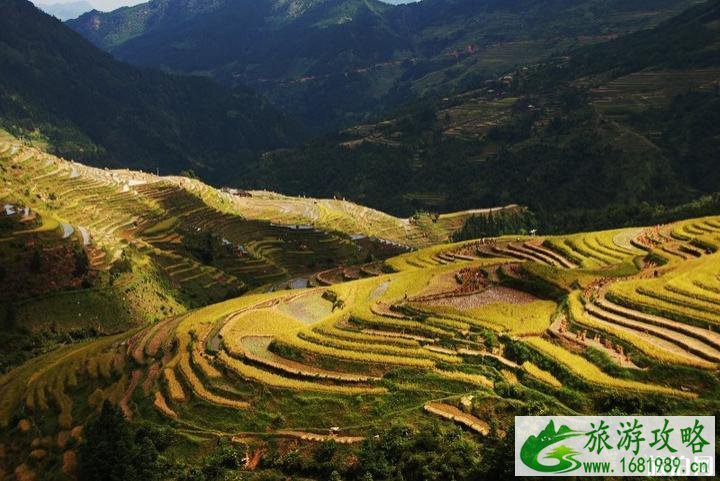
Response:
[[2, 135, 506, 344], [607, 254, 720, 331], [569, 292, 717, 368], [592, 69, 720, 122], [543, 229, 645, 268], [423, 402, 490, 435], [524, 337, 692, 397], [2, 131, 720, 471], [0, 137, 481, 302], [451, 233, 635, 271], [5, 214, 715, 451]]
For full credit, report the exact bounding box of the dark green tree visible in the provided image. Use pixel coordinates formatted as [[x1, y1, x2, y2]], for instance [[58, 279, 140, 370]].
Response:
[[78, 401, 160, 481]]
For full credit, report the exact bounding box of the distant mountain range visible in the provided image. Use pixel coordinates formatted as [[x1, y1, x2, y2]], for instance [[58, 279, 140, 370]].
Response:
[[236, 0, 720, 230], [67, 0, 702, 132], [0, 0, 299, 180], [35, 0, 92, 20], [3, 0, 718, 233]]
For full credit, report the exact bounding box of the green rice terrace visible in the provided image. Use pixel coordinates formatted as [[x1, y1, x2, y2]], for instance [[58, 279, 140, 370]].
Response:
[[1, 130, 719, 479]]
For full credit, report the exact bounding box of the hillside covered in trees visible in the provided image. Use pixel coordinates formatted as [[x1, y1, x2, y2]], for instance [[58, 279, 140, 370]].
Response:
[[68, 0, 703, 131], [0, 0, 299, 181], [238, 0, 720, 233]]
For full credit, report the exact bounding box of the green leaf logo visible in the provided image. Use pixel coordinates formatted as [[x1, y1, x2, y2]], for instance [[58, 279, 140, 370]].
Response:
[[520, 420, 583, 473]]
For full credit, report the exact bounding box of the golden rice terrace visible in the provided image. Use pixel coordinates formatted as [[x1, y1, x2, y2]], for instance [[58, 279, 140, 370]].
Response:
[[0, 133, 719, 479]]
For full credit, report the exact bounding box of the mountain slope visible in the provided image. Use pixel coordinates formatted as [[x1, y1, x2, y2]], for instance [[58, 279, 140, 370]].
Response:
[[68, 0, 702, 131], [71, 0, 405, 130], [236, 0, 720, 230], [567, 0, 720, 73], [0, 0, 299, 180], [65, 0, 228, 49], [0, 128, 509, 371]]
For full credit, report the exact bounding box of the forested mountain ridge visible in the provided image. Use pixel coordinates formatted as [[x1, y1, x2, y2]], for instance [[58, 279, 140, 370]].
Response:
[[68, 0, 703, 131], [0, 0, 300, 180], [65, 0, 229, 49]]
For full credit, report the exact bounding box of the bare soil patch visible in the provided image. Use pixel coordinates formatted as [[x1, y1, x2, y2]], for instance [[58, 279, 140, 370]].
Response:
[[425, 286, 538, 310]]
